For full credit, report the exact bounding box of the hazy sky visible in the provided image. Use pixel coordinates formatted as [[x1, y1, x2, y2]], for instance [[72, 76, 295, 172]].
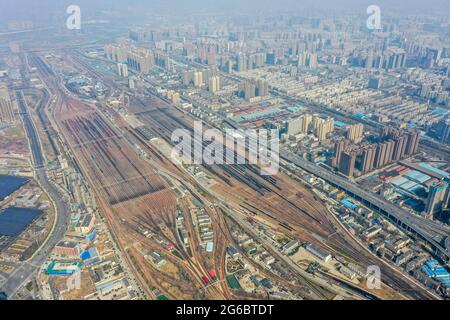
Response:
[[1, 0, 449, 24]]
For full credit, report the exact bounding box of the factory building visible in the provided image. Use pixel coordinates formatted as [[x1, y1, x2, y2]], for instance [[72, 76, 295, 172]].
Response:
[[304, 243, 332, 262]]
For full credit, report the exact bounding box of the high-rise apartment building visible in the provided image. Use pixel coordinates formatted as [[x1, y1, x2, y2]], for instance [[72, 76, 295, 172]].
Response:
[[374, 142, 387, 169], [243, 81, 256, 100], [117, 63, 129, 77], [225, 60, 233, 74], [435, 119, 450, 145], [239, 79, 269, 101], [237, 54, 247, 72], [346, 124, 364, 143], [384, 140, 395, 165], [154, 51, 173, 72], [313, 116, 334, 141], [332, 139, 347, 168], [405, 131, 420, 156], [368, 77, 381, 89], [105, 44, 154, 73], [256, 79, 269, 97], [339, 151, 356, 177], [193, 71, 204, 87], [425, 181, 449, 218], [359, 145, 376, 174], [392, 136, 407, 161], [298, 52, 318, 69]]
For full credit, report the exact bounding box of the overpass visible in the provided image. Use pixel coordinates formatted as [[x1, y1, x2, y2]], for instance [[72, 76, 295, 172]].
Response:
[[281, 149, 450, 261]]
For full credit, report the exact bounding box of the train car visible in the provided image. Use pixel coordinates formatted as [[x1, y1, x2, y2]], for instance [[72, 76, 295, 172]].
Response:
[[201, 275, 211, 286], [208, 269, 217, 281]]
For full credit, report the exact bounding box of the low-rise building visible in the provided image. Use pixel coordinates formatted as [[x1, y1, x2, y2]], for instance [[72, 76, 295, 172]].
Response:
[[55, 240, 80, 258]]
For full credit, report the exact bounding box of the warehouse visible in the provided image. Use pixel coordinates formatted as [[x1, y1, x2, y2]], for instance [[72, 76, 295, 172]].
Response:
[[304, 243, 332, 262]]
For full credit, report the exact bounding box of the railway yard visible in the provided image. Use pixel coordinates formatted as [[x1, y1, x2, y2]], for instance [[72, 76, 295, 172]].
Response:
[[125, 89, 435, 300], [15, 46, 441, 301]]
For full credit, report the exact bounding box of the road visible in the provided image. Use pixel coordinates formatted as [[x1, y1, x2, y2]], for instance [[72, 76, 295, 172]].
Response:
[[0, 92, 70, 299]]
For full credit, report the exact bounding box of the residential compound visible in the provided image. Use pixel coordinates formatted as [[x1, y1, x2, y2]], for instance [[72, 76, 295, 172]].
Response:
[[331, 127, 420, 177], [104, 44, 173, 73]]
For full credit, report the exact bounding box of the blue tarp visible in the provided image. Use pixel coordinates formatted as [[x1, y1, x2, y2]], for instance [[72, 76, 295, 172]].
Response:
[[81, 247, 98, 260]]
